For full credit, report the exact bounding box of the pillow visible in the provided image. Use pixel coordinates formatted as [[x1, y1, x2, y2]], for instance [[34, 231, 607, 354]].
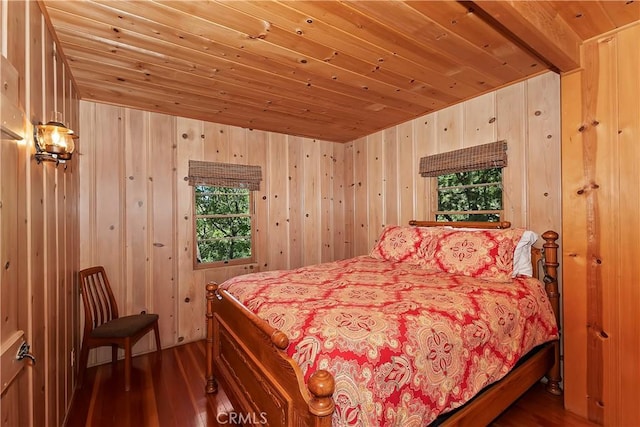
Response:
[[512, 230, 538, 277], [439, 226, 539, 278], [369, 225, 423, 263], [415, 228, 525, 282]]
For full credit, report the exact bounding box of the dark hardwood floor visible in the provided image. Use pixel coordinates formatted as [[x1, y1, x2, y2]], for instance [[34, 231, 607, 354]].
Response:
[[65, 341, 596, 427]]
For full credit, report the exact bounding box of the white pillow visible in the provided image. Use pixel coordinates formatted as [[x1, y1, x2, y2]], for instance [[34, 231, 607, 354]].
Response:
[[512, 230, 538, 277]]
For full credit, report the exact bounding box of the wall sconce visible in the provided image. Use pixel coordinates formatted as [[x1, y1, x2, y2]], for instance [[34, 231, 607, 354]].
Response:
[[34, 120, 76, 164]]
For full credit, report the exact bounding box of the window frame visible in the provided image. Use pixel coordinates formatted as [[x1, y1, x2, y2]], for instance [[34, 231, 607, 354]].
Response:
[[192, 185, 256, 269], [431, 167, 504, 222]]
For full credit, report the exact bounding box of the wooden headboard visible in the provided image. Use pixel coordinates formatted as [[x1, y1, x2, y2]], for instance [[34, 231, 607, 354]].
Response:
[[408, 220, 512, 230]]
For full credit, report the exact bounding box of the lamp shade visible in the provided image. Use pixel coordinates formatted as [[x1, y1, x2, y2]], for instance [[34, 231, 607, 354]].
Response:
[[35, 121, 75, 160]]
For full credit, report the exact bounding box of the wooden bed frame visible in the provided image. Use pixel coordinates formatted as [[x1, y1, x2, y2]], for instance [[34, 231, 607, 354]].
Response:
[[205, 221, 561, 426]]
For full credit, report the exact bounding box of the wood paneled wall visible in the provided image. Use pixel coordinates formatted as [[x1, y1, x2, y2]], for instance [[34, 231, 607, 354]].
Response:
[[79, 103, 347, 360], [562, 22, 640, 426], [0, 1, 80, 426], [345, 71, 562, 254]]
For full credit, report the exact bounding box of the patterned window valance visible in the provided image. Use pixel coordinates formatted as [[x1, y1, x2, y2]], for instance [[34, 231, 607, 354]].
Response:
[[186, 160, 262, 190], [419, 140, 508, 177]]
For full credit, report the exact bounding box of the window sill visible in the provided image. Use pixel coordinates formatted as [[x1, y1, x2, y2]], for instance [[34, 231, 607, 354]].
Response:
[[194, 260, 259, 272]]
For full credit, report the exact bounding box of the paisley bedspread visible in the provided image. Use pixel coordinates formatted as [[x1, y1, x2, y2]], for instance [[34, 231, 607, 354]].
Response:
[[220, 255, 558, 426]]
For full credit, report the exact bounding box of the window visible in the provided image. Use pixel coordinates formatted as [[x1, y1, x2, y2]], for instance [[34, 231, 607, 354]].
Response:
[[419, 140, 507, 222], [194, 186, 254, 266], [186, 160, 262, 268], [435, 168, 503, 221]]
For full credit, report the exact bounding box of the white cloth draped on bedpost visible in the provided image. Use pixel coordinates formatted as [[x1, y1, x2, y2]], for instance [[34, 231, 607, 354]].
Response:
[[419, 140, 508, 177]]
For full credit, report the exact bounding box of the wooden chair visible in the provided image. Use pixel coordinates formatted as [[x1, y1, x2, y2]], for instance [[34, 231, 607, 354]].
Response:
[[78, 266, 161, 391]]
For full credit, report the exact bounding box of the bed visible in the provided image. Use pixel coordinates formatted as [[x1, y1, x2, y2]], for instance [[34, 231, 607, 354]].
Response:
[[205, 221, 561, 426]]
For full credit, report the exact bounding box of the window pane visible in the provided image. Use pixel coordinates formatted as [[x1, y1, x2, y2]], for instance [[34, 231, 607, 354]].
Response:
[[435, 168, 503, 222], [194, 185, 253, 265], [438, 185, 503, 211], [195, 186, 249, 215], [197, 237, 252, 263], [436, 213, 501, 222], [196, 217, 251, 240], [437, 168, 502, 188]]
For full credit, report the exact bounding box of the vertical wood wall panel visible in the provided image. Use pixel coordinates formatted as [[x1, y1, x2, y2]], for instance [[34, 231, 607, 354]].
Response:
[[526, 73, 562, 237], [561, 70, 590, 418], [8, 140, 32, 425], [176, 117, 204, 343], [497, 82, 527, 226], [561, 23, 640, 425], [229, 127, 248, 162], [149, 113, 177, 348], [248, 130, 268, 271], [397, 122, 415, 226], [0, 132, 19, 427], [615, 25, 640, 427], [412, 115, 436, 220], [6, 0, 25, 107], [367, 132, 384, 244], [343, 142, 354, 260], [26, 16, 47, 424], [436, 104, 464, 152], [204, 122, 230, 162], [320, 142, 333, 263], [286, 136, 303, 269], [592, 35, 618, 426], [463, 92, 497, 144], [0, 0, 3, 51], [267, 134, 289, 270], [124, 108, 150, 316], [94, 103, 125, 363], [56, 163, 66, 422], [302, 139, 321, 266], [352, 138, 368, 255], [332, 142, 346, 261], [383, 127, 399, 228], [44, 163, 56, 425]]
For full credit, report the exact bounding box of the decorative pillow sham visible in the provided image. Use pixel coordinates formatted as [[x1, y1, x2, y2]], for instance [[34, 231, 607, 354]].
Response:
[[415, 228, 525, 282], [436, 226, 539, 277], [369, 225, 423, 263]]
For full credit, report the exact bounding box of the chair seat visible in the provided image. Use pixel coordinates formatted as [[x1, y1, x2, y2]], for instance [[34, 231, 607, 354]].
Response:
[[90, 314, 159, 339]]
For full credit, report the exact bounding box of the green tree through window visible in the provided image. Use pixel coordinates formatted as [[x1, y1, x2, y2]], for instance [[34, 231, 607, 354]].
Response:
[[194, 185, 253, 265], [436, 167, 503, 222]]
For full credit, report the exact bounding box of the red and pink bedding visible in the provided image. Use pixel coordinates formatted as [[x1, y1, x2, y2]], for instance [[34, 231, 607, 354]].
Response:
[[220, 239, 558, 425]]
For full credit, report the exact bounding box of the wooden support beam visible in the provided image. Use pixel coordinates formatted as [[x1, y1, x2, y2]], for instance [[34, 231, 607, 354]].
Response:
[[467, 1, 582, 72]]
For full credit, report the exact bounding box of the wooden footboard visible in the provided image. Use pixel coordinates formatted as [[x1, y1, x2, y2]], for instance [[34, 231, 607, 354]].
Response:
[[206, 283, 335, 426]]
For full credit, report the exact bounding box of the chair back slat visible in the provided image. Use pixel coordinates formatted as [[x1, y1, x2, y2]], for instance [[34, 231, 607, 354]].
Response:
[[93, 272, 112, 325], [86, 275, 102, 328], [79, 266, 120, 331]]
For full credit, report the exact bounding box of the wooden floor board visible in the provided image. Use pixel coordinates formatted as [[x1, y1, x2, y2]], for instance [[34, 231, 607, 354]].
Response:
[[65, 341, 597, 427]]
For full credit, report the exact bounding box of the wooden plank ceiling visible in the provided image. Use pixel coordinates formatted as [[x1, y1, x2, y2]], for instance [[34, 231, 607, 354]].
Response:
[[41, 1, 639, 143]]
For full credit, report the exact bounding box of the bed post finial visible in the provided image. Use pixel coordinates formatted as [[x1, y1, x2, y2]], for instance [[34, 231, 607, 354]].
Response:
[[307, 369, 335, 419], [205, 283, 219, 394], [541, 231, 562, 395], [271, 329, 290, 350]]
